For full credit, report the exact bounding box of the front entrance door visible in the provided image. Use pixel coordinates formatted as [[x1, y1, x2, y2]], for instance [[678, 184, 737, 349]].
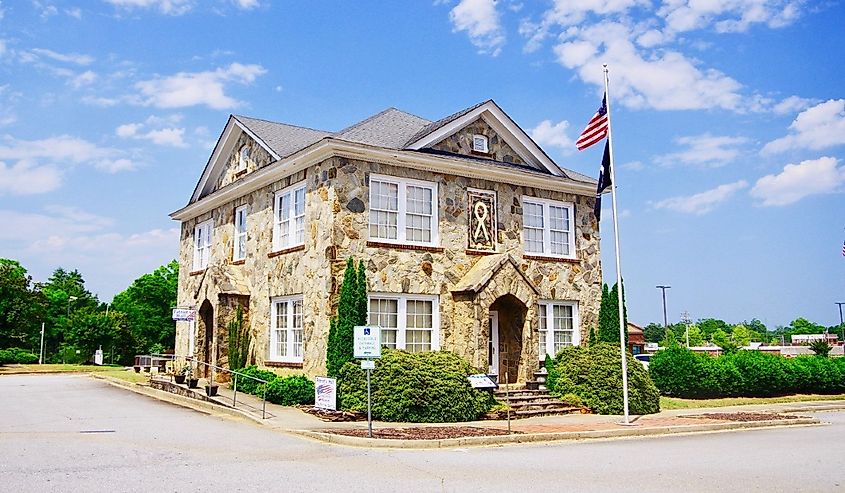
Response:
[[488, 311, 499, 377]]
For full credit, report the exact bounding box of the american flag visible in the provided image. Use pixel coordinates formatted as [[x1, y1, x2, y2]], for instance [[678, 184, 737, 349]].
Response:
[[842, 240, 845, 257], [576, 94, 609, 151]]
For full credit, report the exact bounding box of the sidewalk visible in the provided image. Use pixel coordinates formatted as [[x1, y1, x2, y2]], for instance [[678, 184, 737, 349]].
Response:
[[93, 373, 837, 449]]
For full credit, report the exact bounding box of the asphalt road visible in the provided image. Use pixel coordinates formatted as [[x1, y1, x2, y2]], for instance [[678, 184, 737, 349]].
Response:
[[1, 374, 843, 492]]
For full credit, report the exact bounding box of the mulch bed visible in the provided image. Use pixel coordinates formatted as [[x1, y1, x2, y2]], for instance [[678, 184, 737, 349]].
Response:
[[326, 426, 519, 440], [299, 405, 366, 422], [684, 412, 802, 422]]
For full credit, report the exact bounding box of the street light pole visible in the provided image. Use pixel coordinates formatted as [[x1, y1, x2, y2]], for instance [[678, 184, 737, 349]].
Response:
[[656, 285, 671, 338], [681, 311, 692, 348]]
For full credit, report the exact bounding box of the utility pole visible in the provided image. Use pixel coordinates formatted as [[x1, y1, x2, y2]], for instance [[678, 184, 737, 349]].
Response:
[[681, 311, 692, 348], [656, 285, 671, 338]]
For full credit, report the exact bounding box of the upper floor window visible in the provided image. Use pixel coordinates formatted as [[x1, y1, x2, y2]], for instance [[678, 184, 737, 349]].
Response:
[[369, 175, 438, 246], [273, 183, 305, 251], [522, 196, 575, 259], [237, 146, 250, 173], [539, 301, 579, 359], [472, 134, 489, 153], [270, 296, 304, 363], [233, 206, 247, 261], [368, 294, 440, 353], [192, 219, 213, 271]]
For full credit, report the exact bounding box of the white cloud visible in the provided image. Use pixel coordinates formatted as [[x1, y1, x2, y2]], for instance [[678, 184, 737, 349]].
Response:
[[772, 95, 816, 115], [134, 63, 267, 109], [750, 156, 845, 206], [232, 0, 259, 8], [529, 119, 574, 151], [115, 115, 187, 147], [65, 7, 83, 19], [654, 180, 748, 214], [656, 133, 748, 167], [761, 99, 845, 154], [621, 160, 644, 171], [449, 0, 506, 56], [0, 161, 62, 195], [105, 0, 194, 15], [69, 70, 97, 89], [658, 0, 802, 35], [29, 47, 94, 65]]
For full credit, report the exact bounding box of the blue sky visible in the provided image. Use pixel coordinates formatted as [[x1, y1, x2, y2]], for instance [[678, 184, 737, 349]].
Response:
[[0, 0, 843, 329]]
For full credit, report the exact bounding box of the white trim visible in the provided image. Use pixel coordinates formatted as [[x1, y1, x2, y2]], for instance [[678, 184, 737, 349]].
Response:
[[269, 295, 304, 363], [171, 139, 594, 222], [538, 300, 580, 359], [233, 205, 247, 261], [192, 219, 213, 270], [272, 181, 306, 252], [472, 134, 489, 153], [367, 293, 440, 352], [522, 196, 576, 260], [405, 101, 564, 176], [488, 311, 499, 375], [368, 174, 439, 247]]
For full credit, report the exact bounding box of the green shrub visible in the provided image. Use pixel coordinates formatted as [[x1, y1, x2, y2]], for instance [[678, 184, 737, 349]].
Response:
[[790, 356, 844, 394], [650, 346, 709, 397], [233, 365, 277, 394], [264, 374, 315, 406], [547, 343, 660, 415], [338, 349, 496, 422], [729, 351, 787, 396], [560, 393, 584, 408], [0, 348, 38, 365]]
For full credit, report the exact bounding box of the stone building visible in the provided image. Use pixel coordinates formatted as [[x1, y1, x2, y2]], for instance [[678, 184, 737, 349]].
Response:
[[170, 100, 602, 384]]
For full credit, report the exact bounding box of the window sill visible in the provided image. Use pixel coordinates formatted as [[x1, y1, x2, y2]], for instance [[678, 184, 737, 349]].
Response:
[[189, 269, 206, 276], [268, 244, 305, 258], [466, 249, 497, 256], [523, 254, 579, 263], [366, 240, 444, 253], [265, 360, 303, 369], [231, 259, 245, 265]]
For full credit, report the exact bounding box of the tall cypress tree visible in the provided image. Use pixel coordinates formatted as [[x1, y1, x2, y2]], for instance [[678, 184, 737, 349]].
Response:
[[355, 260, 368, 327], [598, 281, 629, 346], [326, 258, 358, 377]]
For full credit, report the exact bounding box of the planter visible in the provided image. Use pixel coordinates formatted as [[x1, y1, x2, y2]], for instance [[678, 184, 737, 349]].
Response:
[[187, 378, 199, 389], [133, 366, 141, 373], [205, 385, 219, 397], [174, 374, 186, 384]]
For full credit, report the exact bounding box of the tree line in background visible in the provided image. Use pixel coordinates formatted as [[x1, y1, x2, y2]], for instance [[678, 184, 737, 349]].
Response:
[[0, 258, 178, 365]]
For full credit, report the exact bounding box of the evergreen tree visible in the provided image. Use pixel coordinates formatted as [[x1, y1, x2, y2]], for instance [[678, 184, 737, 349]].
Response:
[[597, 281, 628, 346], [355, 260, 368, 327], [588, 326, 597, 347], [326, 258, 364, 377]]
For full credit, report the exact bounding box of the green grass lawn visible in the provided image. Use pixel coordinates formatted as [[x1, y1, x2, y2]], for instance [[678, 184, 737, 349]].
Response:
[[0, 363, 123, 374], [661, 394, 845, 410]]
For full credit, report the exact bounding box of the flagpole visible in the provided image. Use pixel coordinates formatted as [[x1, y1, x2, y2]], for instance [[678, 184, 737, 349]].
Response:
[[603, 64, 631, 425]]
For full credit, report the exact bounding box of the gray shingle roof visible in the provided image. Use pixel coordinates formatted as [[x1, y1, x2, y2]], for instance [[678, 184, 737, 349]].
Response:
[[403, 100, 490, 147], [334, 108, 431, 149], [233, 115, 330, 158]]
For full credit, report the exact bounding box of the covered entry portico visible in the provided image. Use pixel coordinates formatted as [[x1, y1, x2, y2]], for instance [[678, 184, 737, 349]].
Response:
[[451, 254, 541, 384]]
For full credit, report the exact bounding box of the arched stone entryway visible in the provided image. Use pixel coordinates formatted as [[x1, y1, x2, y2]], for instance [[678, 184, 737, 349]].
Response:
[[197, 299, 214, 378], [490, 294, 528, 384]]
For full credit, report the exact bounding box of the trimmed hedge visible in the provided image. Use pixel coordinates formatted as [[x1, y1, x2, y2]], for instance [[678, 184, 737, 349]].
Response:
[[546, 343, 661, 415], [338, 349, 496, 422], [231, 365, 314, 406], [650, 347, 845, 398], [0, 348, 38, 365]]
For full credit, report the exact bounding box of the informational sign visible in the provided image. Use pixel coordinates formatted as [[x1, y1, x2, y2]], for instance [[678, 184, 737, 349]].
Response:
[[315, 377, 337, 411], [354, 325, 382, 359], [360, 360, 375, 370], [468, 374, 498, 389], [172, 308, 196, 321], [94, 348, 103, 366]]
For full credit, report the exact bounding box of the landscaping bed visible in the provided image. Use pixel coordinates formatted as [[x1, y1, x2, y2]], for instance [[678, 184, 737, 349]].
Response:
[[683, 412, 803, 422], [326, 426, 518, 440]]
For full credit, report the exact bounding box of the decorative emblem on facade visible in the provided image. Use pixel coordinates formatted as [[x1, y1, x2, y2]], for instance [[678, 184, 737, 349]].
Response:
[[467, 189, 496, 251]]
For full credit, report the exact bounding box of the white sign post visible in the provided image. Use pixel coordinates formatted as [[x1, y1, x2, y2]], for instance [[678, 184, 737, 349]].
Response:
[[315, 376, 337, 411], [354, 325, 381, 438]]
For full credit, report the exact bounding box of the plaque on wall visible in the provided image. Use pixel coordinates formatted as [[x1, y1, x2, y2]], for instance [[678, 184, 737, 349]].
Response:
[[467, 189, 496, 251]]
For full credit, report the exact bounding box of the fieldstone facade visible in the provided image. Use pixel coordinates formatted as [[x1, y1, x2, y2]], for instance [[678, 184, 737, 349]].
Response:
[[173, 103, 602, 384]]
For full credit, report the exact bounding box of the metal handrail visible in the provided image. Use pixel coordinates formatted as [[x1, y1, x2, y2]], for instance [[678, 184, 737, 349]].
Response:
[[183, 356, 270, 419]]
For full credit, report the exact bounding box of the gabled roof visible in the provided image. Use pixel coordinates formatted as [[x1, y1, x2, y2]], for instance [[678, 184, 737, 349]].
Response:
[[404, 100, 489, 147], [233, 115, 330, 159], [335, 108, 431, 148]]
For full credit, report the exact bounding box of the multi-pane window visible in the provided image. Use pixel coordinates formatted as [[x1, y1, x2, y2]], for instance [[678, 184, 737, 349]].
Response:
[[192, 219, 212, 270], [472, 134, 489, 153], [369, 175, 438, 246], [368, 294, 439, 352], [273, 183, 305, 251], [522, 197, 575, 258], [233, 206, 247, 261], [270, 296, 304, 363], [538, 302, 579, 359]]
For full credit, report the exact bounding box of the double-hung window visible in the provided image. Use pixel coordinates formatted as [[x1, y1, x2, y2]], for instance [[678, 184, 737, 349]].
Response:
[[192, 219, 212, 270], [538, 301, 579, 359], [369, 175, 438, 246], [273, 183, 305, 251], [233, 206, 247, 261], [522, 196, 575, 258], [368, 294, 439, 353], [269, 296, 304, 363]]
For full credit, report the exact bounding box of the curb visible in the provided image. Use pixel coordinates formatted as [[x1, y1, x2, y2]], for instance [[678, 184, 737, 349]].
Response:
[[89, 373, 266, 425], [290, 417, 821, 449]]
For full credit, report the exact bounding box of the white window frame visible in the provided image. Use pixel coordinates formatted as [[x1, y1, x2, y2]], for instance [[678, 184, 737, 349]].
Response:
[[368, 174, 439, 247], [472, 134, 489, 153], [538, 301, 580, 359], [192, 219, 213, 271], [522, 196, 576, 259], [367, 293, 440, 352], [272, 182, 306, 252], [237, 145, 249, 172], [233, 205, 247, 261], [269, 296, 304, 363]]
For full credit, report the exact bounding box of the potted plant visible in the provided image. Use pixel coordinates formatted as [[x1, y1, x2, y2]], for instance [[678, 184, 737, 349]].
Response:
[[174, 364, 189, 384], [185, 366, 199, 389], [205, 383, 219, 396]]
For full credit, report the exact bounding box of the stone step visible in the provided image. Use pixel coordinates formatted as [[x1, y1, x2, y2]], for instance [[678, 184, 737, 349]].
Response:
[[513, 407, 581, 418]]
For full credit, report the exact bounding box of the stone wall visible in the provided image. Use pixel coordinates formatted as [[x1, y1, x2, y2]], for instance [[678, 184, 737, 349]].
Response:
[[430, 117, 526, 166], [215, 132, 273, 192]]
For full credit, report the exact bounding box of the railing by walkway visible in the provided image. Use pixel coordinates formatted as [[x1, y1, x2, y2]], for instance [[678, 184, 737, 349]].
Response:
[[183, 357, 271, 419]]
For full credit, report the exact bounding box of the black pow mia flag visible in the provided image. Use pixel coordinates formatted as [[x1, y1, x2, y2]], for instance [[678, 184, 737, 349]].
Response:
[[594, 141, 612, 222]]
